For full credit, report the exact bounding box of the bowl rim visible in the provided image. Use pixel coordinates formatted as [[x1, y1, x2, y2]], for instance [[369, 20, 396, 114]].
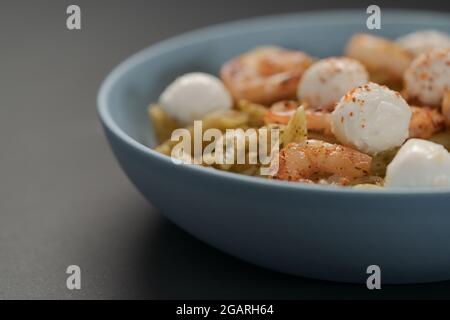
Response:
[[97, 9, 450, 196]]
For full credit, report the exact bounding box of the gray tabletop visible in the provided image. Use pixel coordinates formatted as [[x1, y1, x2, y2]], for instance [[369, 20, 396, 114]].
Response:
[[1, 0, 450, 299]]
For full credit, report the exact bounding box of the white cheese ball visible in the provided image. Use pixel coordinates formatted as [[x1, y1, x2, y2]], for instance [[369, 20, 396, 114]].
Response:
[[159, 72, 233, 124], [385, 139, 450, 188], [297, 57, 369, 110], [403, 48, 450, 107], [331, 83, 412, 154], [397, 30, 450, 56]]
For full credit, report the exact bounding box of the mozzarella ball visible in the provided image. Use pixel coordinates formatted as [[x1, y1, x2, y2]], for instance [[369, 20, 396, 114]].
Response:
[[331, 83, 412, 154], [397, 30, 450, 56], [159, 72, 233, 124], [385, 139, 450, 188], [297, 57, 369, 111], [403, 49, 450, 107]]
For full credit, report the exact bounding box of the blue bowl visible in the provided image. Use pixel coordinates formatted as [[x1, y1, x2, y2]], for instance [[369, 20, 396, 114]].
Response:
[[98, 10, 450, 284]]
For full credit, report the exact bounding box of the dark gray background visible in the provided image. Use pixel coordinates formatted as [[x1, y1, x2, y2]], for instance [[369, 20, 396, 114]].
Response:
[[1, 0, 450, 299]]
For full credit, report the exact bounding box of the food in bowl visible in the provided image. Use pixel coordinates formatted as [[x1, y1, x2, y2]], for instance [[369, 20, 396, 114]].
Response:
[[148, 31, 450, 189], [396, 30, 450, 57]]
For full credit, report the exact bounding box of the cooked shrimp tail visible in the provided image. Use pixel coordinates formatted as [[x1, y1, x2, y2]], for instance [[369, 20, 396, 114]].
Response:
[[221, 47, 313, 105], [275, 140, 372, 185]]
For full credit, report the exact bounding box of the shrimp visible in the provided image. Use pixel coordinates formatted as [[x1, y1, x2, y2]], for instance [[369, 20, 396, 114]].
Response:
[[264, 100, 297, 124], [442, 90, 450, 127], [264, 100, 333, 135], [346, 33, 413, 87], [304, 109, 333, 136], [409, 106, 446, 139], [220, 47, 313, 105], [313, 105, 445, 140], [275, 140, 372, 185], [266, 100, 445, 139]]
